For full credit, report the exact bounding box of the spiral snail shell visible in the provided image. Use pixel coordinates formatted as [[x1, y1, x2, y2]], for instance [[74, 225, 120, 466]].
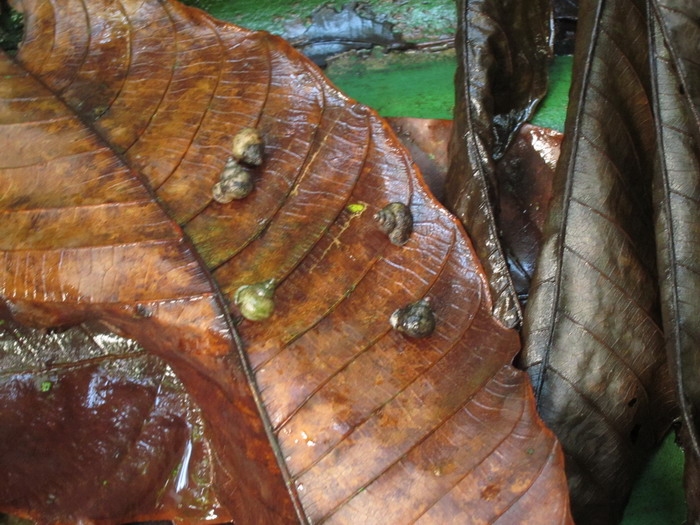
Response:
[[374, 202, 413, 246], [231, 127, 265, 167], [212, 159, 254, 203], [390, 298, 436, 338], [234, 279, 276, 321]]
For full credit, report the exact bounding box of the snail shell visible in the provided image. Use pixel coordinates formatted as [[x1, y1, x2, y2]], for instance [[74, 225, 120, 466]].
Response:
[[134, 303, 153, 318], [234, 279, 276, 321], [390, 298, 436, 338], [213, 158, 254, 202], [374, 202, 413, 246], [232, 127, 265, 166]]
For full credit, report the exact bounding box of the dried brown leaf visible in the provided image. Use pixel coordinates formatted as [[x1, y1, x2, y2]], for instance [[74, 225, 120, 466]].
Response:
[[648, 0, 700, 519], [521, 0, 678, 521]]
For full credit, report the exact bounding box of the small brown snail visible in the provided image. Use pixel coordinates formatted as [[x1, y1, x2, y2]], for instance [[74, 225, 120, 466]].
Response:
[[212, 158, 254, 202], [231, 127, 265, 166], [234, 279, 276, 321], [375, 202, 413, 246], [390, 298, 436, 338]]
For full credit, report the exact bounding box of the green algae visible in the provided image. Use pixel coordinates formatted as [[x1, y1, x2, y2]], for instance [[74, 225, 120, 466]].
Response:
[[326, 49, 457, 120]]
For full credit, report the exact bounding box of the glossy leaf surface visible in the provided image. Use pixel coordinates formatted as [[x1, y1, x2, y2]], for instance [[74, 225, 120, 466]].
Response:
[[0, 0, 571, 523], [445, 0, 553, 328], [0, 42, 297, 524], [0, 319, 230, 522], [521, 0, 678, 522], [389, 118, 562, 305], [495, 124, 561, 305]]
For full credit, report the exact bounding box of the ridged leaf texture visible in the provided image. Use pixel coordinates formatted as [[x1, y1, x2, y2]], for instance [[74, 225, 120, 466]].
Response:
[[521, 0, 679, 522], [648, 0, 700, 519]]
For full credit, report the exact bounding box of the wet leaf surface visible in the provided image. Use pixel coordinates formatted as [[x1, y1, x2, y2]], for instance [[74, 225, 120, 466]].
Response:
[[389, 118, 562, 305], [0, 38, 297, 523], [445, 0, 553, 328], [495, 125, 561, 306], [0, 0, 571, 523], [0, 319, 230, 523]]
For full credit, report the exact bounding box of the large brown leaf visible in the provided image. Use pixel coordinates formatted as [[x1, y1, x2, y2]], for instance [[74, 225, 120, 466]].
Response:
[[647, 0, 700, 519], [445, 0, 553, 328], [0, 44, 297, 523], [1, 0, 572, 522], [520, 0, 678, 522]]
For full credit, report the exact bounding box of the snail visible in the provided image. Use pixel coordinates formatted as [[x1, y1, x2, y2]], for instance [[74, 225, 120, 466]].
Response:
[[234, 279, 276, 321], [390, 298, 436, 338], [374, 202, 413, 246], [231, 127, 265, 167], [134, 303, 153, 318], [212, 158, 254, 202]]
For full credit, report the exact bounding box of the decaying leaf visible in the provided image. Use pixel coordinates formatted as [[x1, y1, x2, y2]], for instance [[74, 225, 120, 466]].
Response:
[[0, 0, 572, 523], [520, 0, 678, 522], [0, 42, 298, 523], [647, 0, 700, 519], [445, 0, 553, 328]]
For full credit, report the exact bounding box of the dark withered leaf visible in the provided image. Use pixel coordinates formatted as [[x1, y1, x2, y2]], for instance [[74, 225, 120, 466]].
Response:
[[445, 0, 553, 328], [495, 124, 561, 305], [520, 0, 678, 522], [647, 0, 700, 520]]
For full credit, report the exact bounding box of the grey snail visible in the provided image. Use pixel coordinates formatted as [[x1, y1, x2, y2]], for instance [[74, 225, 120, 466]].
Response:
[[390, 298, 436, 338], [212, 159, 254, 202], [374, 202, 413, 246]]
